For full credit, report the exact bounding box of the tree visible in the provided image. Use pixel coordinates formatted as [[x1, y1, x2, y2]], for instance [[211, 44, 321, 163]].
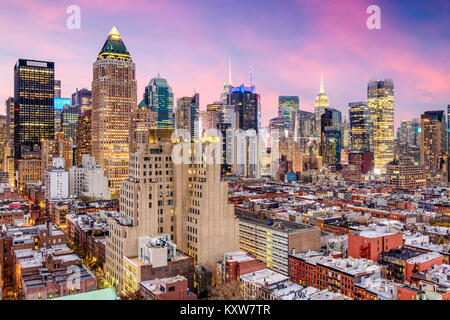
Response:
[[209, 280, 243, 300], [118, 289, 145, 300]]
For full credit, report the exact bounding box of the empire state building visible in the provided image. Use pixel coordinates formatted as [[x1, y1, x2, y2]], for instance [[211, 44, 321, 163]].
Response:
[[315, 73, 329, 136]]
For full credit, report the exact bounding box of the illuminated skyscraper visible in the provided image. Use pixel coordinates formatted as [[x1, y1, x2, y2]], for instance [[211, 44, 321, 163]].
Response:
[[320, 108, 341, 166], [218, 103, 239, 176], [61, 104, 81, 143], [349, 102, 370, 152], [226, 83, 261, 178], [227, 84, 260, 132], [421, 111, 445, 173], [447, 105, 450, 182], [5, 97, 14, 143], [341, 116, 349, 151], [321, 127, 341, 167], [315, 73, 329, 136], [75, 109, 92, 167], [54, 97, 71, 133], [14, 59, 55, 160], [140, 76, 175, 131], [54, 80, 61, 98], [294, 110, 315, 152], [396, 119, 420, 163], [72, 88, 92, 113], [367, 79, 394, 174], [278, 96, 299, 135], [92, 27, 137, 197], [176, 94, 199, 141]]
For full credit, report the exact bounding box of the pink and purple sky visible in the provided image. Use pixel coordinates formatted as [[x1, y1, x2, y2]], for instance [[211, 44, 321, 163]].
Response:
[[0, 0, 448, 128]]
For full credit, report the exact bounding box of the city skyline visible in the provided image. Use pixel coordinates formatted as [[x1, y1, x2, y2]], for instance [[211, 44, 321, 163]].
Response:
[[0, 0, 448, 129]]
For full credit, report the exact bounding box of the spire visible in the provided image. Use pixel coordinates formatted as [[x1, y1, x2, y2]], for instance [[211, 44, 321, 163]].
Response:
[[108, 26, 121, 40], [228, 56, 232, 84], [98, 26, 130, 59], [319, 72, 325, 93]]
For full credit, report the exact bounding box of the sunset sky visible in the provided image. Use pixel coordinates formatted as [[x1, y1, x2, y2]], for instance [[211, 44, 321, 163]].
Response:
[[0, 0, 448, 128]]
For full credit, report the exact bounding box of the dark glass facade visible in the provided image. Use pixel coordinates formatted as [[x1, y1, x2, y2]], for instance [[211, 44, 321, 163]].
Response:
[[349, 102, 370, 152], [14, 59, 55, 159]]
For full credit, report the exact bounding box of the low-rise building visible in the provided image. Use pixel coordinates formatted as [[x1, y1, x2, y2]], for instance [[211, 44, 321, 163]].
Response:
[[289, 251, 386, 299], [221, 251, 266, 283], [380, 247, 443, 283], [44, 158, 69, 200], [410, 264, 450, 300], [348, 226, 403, 262], [240, 268, 289, 300], [69, 155, 111, 200], [13, 244, 96, 300], [123, 235, 194, 294], [140, 275, 197, 300], [238, 212, 321, 275]]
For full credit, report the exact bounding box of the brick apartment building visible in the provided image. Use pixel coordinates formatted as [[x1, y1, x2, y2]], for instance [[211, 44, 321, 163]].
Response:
[[380, 248, 443, 283], [289, 251, 385, 299], [140, 275, 197, 300], [13, 245, 96, 299], [315, 217, 363, 236], [348, 227, 403, 262], [66, 213, 110, 267], [410, 264, 450, 300], [222, 251, 266, 283], [0, 222, 67, 298]]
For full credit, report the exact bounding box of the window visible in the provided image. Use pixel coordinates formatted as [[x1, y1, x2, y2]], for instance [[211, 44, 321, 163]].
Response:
[[168, 286, 175, 292]]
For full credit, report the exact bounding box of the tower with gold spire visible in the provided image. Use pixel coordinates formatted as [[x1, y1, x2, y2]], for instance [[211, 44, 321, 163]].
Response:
[[315, 73, 330, 135], [91, 27, 137, 198]]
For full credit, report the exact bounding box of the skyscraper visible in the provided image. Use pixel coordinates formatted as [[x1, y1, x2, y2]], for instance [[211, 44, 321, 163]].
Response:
[[321, 127, 341, 167], [105, 142, 238, 292], [61, 104, 81, 143], [367, 79, 394, 174], [129, 105, 156, 154], [14, 59, 55, 160], [54, 97, 71, 133], [5, 97, 14, 143], [315, 74, 329, 136], [278, 96, 299, 135], [396, 119, 420, 164], [217, 103, 239, 176], [294, 110, 315, 152], [320, 108, 342, 166], [72, 88, 92, 113], [75, 109, 92, 167], [54, 80, 61, 98], [226, 83, 261, 178], [341, 116, 349, 151], [227, 84, 261, 132], [91, 27, 137, 197], [349, 102, 370, 152], [421, 111, 445, 173], [140, 76, 175, 130], [176, 94, 199, 141], [447, 105, 450, 182]]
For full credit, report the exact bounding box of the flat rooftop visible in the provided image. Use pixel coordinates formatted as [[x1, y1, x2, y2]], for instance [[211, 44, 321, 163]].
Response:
[[237, 212, 317, 233], [240, 268, 288, 286]]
